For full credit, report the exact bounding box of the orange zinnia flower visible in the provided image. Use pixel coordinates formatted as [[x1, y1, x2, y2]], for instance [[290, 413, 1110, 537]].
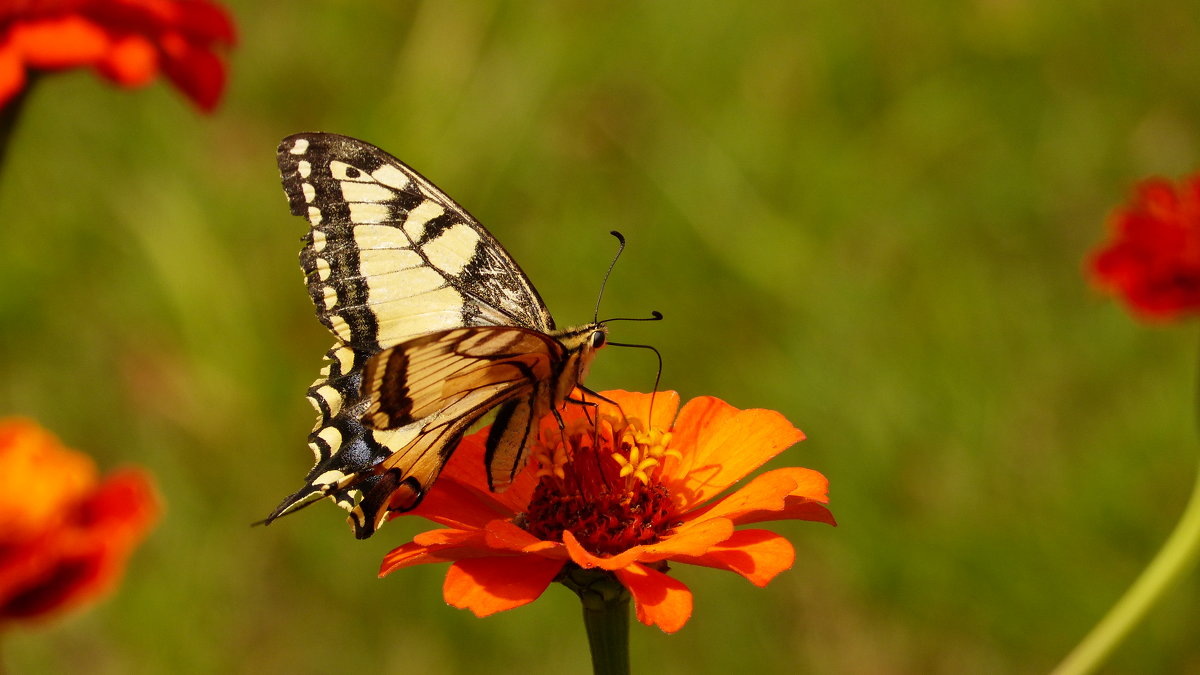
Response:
[[380, 390, 834, 633], [0, 418, 159, 624], [0, 0, 236, 112]]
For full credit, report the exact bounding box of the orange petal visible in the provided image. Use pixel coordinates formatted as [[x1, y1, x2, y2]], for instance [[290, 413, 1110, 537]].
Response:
[[685, 467, 833, 527], [411, 527, 484, 548], [409, 475, 516, 530], [666, 400, 805, 509], [0, 467, 158, 621], [378, 542, 445, 574], [381, 521, 565, 576], [606, 389, 680, 430], [173, 0, 238, 44], [95, 33, 157, 87], [722, 468, 836, 527], [0, 40, 25, 108], [670, 529, 795, 587], [379, 529, 489, 575], [0, 418, 97, 540], [562, 518, 734, 570], [551, 390, 680, 433], [482, 519, 565, 557], [158, 33, 226, 112], [664, 395, 738, 460], [444, 555, 564, 617], [612, 563, 693, 633], [14, 17, 108, 68], [86, 469, 160, 542]]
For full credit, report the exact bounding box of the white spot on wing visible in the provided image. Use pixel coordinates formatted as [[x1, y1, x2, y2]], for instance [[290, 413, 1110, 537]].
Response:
[[305, 394, 322, 414], [348, 202, 391, 224], [358, 248, 432, 279], [363, 266, 445, 303], [312, 229, 327, 252], [329, 314, 352, 342], [313, 384, 345, 416], [403, 200, 445, 241], [371, 423, 422, 452], [313, 469, 347, 487], [302, 182, 316, 203], [331, 346, 355, 374], [316, 257, 331, 281], [307, 206, 323, 225], [424, 224, 481, 276], [321, 284, 338, 310], [353, 224, 411, 252], [317, 426, 343, 449], [297, 160, 311, 178], [340, 181, 394, 203], [372, 165, 411, 190], [330, 161, 369, 181], [372, 287, 466, 346], [290, 138, 309, 155]]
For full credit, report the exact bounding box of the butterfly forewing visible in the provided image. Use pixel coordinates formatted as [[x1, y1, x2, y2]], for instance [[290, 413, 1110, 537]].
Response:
[[277, 132, 554, 351]]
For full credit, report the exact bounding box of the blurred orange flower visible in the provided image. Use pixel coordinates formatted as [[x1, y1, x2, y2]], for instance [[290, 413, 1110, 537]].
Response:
[[0, 418, 159, 624], [0, 0, 236, 112], [1090, 173, 1200, 320], [380, 390, 834, 633]]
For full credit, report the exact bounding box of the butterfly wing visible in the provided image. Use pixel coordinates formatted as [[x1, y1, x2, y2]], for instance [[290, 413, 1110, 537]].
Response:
[[267, 134, 567, 536], [277, 132, 554, 351], [342, 325, 568, 536]]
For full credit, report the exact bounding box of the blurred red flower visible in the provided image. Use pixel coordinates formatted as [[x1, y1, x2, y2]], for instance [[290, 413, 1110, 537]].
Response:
[[380, 390, 835, 633], [0, 0, 235, 112], [1090, 173, 1200, 320], [0, 418, 159, 624]]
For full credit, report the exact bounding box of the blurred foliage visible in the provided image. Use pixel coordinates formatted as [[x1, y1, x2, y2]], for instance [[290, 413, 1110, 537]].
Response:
[[3, 1, 1200, 672]]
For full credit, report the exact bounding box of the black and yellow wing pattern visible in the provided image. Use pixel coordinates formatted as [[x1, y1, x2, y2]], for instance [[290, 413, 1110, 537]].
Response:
[[265, 133, 606, 538]]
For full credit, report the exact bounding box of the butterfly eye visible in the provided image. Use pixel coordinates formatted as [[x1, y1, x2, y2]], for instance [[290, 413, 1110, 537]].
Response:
[[591, 331, 606, 349]]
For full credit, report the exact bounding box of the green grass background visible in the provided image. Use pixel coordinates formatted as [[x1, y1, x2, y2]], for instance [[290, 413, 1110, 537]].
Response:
[[3, 1, 1200, 672]]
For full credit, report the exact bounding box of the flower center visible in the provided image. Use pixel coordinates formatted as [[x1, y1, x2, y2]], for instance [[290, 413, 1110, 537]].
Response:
[[520, 413, 681, 556]]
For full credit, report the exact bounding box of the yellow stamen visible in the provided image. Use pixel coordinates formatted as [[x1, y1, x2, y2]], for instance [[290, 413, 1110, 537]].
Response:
[[534, 441, 569, 481]]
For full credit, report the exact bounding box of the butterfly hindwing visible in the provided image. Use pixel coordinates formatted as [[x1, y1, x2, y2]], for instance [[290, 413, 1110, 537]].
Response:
[[485, 394, 542, 493], [362, 326, 565, 429], [341, 327, 560, 532], [265, 344, 422, 523]]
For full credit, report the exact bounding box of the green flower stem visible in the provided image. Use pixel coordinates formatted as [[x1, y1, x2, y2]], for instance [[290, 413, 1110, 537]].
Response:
[[1052, 461, 1200, 675], [1052, 329, 1200, 675], [562, 567, 632, 675]]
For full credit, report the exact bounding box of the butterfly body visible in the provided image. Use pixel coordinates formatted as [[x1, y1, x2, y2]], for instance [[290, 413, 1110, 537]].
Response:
[[265, 133, 606, 538]]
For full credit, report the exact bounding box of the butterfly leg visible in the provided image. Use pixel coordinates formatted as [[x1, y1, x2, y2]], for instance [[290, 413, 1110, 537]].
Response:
[[560, 392, 615, 491], [572, 385, 619, 408]]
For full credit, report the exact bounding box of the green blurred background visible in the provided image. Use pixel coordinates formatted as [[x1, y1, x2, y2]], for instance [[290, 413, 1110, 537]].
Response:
[[3, 1, 1200, 672]]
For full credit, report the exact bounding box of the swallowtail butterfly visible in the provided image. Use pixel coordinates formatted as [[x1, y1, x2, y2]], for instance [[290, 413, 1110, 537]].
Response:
[[265, 133, 608, 538]]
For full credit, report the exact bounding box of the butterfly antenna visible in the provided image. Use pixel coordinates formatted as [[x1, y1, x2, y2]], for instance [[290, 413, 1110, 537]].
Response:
[[593, 231, 627, 323], [599, 310, 664, 324], [606, 341, 664, 421]]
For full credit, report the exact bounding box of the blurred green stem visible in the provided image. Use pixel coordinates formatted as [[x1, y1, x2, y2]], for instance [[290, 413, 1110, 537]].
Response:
[[562, 567, 631, 675], [1052, 331, 1200, 675]]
